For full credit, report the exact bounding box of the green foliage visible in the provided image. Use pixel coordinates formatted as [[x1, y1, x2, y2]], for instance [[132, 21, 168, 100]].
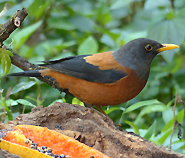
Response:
[[11, 81, 36, 94], [78, 36, 98, 55], [143, 121, 156, 140], [0, 48, 13, 75], [0, 98, 12, 120], [124, 120, 140, 135], [12, 20, 43, 50], [0, 0, 185, 154], [124, 99, 163, 114], [14, 99, 36, 107]]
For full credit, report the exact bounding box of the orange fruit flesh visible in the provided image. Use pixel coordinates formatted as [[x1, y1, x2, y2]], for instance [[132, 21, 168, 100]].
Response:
[[3, 125, 110, 158], [0, 139, 52, 158]]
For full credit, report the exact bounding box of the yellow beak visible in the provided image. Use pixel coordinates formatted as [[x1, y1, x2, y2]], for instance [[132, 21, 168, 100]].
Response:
[[157, 44, 179, 53]]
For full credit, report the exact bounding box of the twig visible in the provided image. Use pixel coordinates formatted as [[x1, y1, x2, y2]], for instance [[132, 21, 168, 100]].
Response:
[[0, 8, 28, 44], [171, 0, 175, 9]]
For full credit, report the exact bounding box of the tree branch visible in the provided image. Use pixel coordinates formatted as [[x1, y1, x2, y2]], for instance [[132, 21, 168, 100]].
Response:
[[0, 8, 28, 44]]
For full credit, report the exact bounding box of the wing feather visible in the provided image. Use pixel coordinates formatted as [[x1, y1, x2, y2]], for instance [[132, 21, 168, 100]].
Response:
[[39, 54, 127, 84]]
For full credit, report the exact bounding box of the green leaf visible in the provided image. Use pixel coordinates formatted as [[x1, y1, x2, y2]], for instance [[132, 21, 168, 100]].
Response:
[[144, 121, 156, 140], [171, 140, 185, 151], [48, 17, 76, 30], [134, 104, 168, 125], [4, 0, 34, 16], [166, 99, 175, 108], [0, 49, 13, 75], [5, 99, 18, 107], [100, 34, 115, 47], [72, 97, 84, 106], [177, 109, 184, 124], [4, 54, 11, 75], [96, 4, 111, 25], [124, 99, 163, 113], [12, 20, 42, 49], [111, 0, 133, 10], [124, 120, 140, 135], [11, 81, 36, 94], [157, 129, 172, 144], [0, 99, 12, 120], [162, 108, 173, 124], [28, 0, 50, 19], [1, 54, 5, 74], [25, 96, 43, 105], [69, 15, 95, 32], [106, 107, 124, 115], [0, 2, 6, 12], [162, 109, 184, 132], [39, 39, 76, 54], [78, 36, 98, 55], [144, 0, 170, 10], [95, 26, 120, 41], [4, 49, 14, 57], [16, 99, 36, 107], [147, 18, 185, 62], [162, 119, 173, 132]]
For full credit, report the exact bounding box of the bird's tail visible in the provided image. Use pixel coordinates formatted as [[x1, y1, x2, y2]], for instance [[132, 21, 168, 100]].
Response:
[[7, 70, 42, 77]]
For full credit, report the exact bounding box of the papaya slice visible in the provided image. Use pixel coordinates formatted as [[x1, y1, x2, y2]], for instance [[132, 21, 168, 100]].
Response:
[[1, 125, 110, 158], [0, 139, 51, 158]]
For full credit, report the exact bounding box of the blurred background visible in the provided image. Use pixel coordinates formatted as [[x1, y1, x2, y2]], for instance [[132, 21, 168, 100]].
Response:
[[0, 0, 185, 154]]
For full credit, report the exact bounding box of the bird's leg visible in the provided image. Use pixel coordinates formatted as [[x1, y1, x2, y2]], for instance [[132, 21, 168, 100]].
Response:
[[95, 105, 110, 118], [84, 103, 109, 117], [96, 105, 122, 128], [83, 102, 93, 108]]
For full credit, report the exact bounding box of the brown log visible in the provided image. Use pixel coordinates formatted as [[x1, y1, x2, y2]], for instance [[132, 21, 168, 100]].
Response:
[[2, 103, 184, 158]]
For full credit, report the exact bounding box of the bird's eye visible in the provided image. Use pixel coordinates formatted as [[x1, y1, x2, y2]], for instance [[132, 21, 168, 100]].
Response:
[[145, 44, 153, 51]]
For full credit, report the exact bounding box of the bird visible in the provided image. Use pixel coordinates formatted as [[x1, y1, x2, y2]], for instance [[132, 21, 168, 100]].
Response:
[[8, 38, 179, 115]]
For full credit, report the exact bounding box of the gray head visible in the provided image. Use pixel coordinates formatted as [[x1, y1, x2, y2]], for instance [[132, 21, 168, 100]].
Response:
[[112, 38, 179, 79]]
